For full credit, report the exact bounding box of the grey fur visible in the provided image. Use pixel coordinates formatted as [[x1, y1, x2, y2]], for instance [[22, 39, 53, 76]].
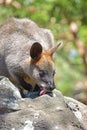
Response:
[[0, 17, 55, 95]]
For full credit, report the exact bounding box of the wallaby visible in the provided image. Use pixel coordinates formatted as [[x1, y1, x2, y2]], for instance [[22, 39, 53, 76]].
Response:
[[0, 17, 62, 97]]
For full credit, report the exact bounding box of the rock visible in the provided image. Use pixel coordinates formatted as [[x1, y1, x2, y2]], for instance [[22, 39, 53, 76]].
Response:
[[0, 77, 87, 130], [0, 76, 22, 99], [0, 76, 21, 115]]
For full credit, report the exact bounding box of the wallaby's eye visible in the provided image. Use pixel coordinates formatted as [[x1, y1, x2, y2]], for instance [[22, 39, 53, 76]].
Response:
[[39, 70, 48, 78], [39, 71, 45, 78]]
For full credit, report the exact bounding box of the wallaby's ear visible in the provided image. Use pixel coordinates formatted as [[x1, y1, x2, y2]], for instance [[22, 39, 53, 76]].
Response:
[[30, 42, 42, 60], [50, 41, 63, 56]]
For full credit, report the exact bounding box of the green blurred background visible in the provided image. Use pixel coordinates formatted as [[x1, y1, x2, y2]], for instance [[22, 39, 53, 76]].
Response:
[[0, 0, 87, 102]]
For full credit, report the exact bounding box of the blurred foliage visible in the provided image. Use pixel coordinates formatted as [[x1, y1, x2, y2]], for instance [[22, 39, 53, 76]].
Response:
[[0, 0, 87, 96]]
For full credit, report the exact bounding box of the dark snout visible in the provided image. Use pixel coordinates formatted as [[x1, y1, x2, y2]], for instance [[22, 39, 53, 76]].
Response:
[[39, 80, 55, 96], [47, 81, 55, 91]]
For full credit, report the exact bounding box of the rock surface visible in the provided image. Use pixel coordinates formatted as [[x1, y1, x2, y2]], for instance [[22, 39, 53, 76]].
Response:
[[0, 77, 87, 130]]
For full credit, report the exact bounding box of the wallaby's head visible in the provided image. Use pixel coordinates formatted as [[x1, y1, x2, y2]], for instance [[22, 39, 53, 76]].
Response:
[[28, 41, 62, 95]]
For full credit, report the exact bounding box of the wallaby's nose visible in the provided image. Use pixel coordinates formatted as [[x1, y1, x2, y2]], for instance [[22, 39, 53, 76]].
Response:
[[48, 82, 55, 91]]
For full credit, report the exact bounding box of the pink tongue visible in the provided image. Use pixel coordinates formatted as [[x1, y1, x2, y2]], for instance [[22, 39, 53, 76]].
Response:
[[40, 89, 47, 96]]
